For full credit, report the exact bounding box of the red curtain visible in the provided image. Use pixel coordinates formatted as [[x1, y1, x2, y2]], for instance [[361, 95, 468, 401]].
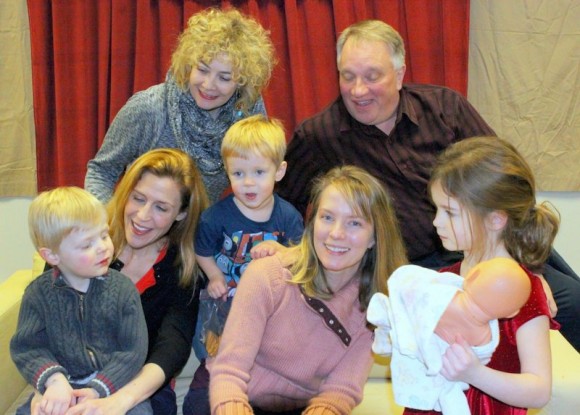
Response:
[[28, 0, 470, 191]]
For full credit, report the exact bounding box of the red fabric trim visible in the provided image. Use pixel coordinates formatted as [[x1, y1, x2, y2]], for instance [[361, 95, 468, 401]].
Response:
[[135, 246, 167, 294]]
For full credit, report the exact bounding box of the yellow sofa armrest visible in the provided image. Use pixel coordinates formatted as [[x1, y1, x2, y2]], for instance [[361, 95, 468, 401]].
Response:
[[0, 269, 37, 414]]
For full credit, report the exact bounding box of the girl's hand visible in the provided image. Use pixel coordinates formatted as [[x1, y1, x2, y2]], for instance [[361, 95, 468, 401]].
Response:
[[440, 335, 481, 383]]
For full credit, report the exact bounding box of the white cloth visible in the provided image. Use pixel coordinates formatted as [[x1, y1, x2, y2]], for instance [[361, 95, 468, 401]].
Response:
[[367, 265, 499, 415]]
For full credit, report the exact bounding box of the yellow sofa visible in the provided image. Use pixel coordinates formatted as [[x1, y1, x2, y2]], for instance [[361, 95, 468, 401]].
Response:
[[2, 265, 579, 415]]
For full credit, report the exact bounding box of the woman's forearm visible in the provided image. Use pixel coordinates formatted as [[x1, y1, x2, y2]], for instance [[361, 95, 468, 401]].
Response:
[[113, 363, 166, 408]]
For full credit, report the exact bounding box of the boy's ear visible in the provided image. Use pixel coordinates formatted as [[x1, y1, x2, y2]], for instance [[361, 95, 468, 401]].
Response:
[[486, 210, 508, 231], [275, 161, 287, 182], [39, 247, 60, 266]]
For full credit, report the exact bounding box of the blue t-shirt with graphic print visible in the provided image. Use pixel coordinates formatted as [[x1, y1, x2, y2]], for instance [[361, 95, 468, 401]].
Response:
[[195, 193, 304, 289]]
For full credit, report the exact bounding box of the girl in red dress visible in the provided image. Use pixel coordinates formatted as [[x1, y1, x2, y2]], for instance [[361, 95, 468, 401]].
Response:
[[405, 136, 560, 415]]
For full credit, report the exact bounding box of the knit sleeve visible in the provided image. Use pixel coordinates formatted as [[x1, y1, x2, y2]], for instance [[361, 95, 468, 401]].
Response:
[[9, 276, 69, 393], [87, 274, 149, 397], [208, 256, 285, 412], [85, 84, 165, 203], [305, 323, 374, 414]]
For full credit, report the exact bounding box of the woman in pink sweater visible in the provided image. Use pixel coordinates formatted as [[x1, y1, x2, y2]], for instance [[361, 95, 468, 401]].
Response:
[[208, 165, 407, 414]]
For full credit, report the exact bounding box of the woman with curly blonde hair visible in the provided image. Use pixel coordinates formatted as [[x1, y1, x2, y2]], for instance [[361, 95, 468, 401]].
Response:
[[85, 8, 276, 205]]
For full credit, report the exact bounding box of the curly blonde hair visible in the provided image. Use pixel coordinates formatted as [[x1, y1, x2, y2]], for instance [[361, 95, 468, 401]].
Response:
[[170, 8, 276, 115]]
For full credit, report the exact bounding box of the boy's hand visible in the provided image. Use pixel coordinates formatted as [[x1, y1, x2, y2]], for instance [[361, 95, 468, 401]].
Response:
[[41, 373, 75, 415], [250, 240, 286, 259], [207, 276, 228, 300]]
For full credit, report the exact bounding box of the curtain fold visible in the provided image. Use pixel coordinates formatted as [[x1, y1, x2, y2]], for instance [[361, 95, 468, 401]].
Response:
[[27, 0, 470, 191]]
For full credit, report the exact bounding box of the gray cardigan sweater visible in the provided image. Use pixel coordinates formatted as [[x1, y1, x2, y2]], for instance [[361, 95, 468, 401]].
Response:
[[10, 268, 148, 397]]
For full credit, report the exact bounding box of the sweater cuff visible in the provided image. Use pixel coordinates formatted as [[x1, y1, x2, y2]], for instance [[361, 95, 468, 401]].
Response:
[[214, 401, 253, 415], [303, 404, 341, 415], [87, 376, 114, 398], [36, 365, 69, 394]]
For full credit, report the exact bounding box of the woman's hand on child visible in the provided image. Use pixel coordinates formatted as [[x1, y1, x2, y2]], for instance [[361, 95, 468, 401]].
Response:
[[440, 335, 482, 383]]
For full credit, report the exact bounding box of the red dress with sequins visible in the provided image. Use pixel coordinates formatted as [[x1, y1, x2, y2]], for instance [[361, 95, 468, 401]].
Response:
[[402, 262, 559, 415]]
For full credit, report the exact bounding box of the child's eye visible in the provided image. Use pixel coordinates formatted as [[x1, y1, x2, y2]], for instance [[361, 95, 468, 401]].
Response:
[[256, 169, 265, 175], [219, 75, 232, 82], [231, 171, 242, 178], [197, 66, 209, 74]]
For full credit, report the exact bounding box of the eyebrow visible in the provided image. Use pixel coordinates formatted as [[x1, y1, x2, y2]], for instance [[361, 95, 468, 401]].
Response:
[[131, 190, 176, 208], [199, 61, 232, 75], [438, 201, 459, 212]]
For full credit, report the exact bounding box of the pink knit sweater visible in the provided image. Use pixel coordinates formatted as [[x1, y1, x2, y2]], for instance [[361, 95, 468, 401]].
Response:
[[208, 254, 374, 415]]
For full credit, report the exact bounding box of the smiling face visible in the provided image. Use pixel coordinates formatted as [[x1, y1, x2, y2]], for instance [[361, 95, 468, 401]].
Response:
[[188, 55, 238, 117], [313, 185, 375, 287], [226, 152, 286, 220], [431, 180, 473, 253], [124, 172, 187, 251], [338, 38, 405, 134], [53, 223, 114, 290]]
